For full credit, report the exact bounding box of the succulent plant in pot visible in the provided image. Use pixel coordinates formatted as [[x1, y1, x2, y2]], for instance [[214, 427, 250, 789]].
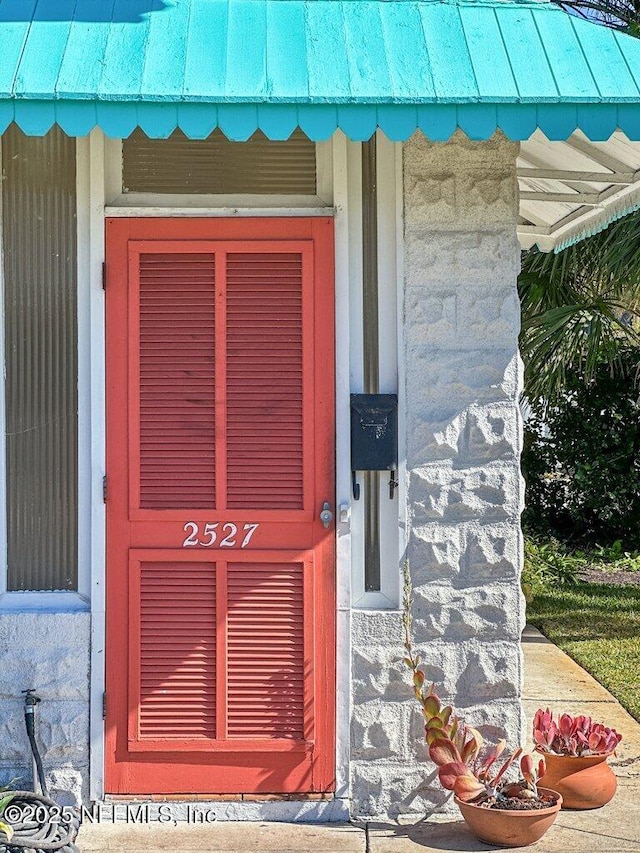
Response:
[[402, 575, 561, 847], [533, 708, 622, 809], [428, 735, 562, 847], [403, 665, 564, 847]]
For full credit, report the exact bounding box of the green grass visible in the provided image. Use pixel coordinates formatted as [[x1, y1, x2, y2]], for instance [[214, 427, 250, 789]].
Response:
[[527, 582, 640, 723]]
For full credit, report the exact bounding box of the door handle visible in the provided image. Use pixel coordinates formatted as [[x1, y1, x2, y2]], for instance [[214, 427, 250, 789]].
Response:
[[320, 502, 333, 529]]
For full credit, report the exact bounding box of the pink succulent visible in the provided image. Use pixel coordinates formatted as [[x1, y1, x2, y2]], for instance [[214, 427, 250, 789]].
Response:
[[533, 720, 557, 750], [429, 736, 543, 804], [533, 708, 553, 731], [558, 713, 573, 738], [532, 708, 622, 757], [572, 715, 592, 737]]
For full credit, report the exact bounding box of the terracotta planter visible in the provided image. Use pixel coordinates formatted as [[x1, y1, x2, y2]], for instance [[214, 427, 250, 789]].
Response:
[[537, 750, 617, 809], [455, 788, 562, 848]]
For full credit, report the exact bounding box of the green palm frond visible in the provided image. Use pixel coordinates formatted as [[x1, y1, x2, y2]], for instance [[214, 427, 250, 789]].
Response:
[[554, 1, 640, 33], [519, 210, 640, 407]]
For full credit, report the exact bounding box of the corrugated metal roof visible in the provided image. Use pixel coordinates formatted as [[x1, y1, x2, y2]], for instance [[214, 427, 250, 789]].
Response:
[[2, 0, 640, 140]]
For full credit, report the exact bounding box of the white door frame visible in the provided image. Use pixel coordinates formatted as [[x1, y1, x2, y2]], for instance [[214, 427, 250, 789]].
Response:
[[82, 129, 404, 811]]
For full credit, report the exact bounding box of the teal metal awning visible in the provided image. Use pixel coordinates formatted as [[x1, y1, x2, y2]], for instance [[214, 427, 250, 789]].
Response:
[[3, 0, 640, 141]]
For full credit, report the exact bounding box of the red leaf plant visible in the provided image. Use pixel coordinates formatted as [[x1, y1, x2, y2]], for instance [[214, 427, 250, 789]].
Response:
[[533, 708, 622, 757], [402, 568, 484, 759], [402, 568, 546, 806], [401, 659, 484, 760], [427, 735, 546, 805]]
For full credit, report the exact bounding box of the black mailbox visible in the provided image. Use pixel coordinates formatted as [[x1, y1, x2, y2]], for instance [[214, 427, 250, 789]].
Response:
[[350, 393, 398, 499]]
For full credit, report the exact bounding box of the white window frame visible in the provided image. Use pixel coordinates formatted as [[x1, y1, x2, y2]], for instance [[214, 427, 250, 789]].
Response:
[[105, 134, 334, 214]]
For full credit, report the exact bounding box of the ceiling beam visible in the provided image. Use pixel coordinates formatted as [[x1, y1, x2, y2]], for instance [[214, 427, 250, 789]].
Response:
[[519, 191, 601, 204], [564, 135, 632, 174], [517, 146, 623, 195], [518, 202, 556, 227], [518, 224, 552, 235], [517, 168, 634, 184]]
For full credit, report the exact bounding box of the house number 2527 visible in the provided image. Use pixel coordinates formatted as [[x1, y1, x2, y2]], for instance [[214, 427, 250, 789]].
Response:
[[182, 522, 259, 549]]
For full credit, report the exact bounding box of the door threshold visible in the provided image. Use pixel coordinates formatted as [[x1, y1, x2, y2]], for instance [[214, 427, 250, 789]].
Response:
[[90, 796, 349, 823], [105, 793, 335, 802]]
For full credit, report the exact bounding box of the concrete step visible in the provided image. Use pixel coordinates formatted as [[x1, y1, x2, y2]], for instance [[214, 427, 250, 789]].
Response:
[[77, 821, 366, 853]]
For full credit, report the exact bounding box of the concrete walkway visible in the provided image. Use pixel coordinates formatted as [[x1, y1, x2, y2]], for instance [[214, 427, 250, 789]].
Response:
[[77, 626, 640, 852]]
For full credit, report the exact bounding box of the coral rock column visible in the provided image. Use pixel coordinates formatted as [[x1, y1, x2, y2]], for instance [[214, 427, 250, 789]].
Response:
[[350, 131, 525, 819]]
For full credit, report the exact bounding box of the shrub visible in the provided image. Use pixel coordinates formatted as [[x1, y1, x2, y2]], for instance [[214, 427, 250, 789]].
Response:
[[522, 346, 640, 547], [522, 537, 579, 600]]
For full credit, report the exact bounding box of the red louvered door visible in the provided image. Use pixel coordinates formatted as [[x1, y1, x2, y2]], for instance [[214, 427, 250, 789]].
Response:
[[105, 218, 335, 795]]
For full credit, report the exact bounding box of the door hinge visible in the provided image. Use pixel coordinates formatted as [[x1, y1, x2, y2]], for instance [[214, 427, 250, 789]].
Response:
[[102, 692, 107, 720], [102, 262, 106, 290], [102, 475, 107, 503]]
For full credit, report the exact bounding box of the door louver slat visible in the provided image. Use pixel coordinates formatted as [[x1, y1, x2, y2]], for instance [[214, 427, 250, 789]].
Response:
[[139, 562, 216, 739], [139, 254, 215, 509], [227, 563, 305, 738], [226, 254, 304, 510]]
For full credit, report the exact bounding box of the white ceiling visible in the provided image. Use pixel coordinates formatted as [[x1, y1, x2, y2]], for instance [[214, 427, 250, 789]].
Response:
[[517, 130, 640, 252]]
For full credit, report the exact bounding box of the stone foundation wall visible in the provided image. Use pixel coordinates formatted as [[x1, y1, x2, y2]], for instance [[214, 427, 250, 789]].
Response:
[[0, 612, 90, 805], [350, 131, 526, 818]]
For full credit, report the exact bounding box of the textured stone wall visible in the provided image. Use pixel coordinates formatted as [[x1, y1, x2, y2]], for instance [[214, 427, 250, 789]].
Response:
[[0, 612, 90, 805], [350, 132, 526, 819]]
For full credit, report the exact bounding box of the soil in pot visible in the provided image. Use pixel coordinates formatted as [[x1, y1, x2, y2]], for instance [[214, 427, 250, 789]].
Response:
[[455, 788, 562, 847], [537, 750, 617, 809]]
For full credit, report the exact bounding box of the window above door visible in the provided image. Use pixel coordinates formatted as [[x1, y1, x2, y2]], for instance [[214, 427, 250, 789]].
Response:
[[123, 129, 317, 195], [108, 130, 333, 214]]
